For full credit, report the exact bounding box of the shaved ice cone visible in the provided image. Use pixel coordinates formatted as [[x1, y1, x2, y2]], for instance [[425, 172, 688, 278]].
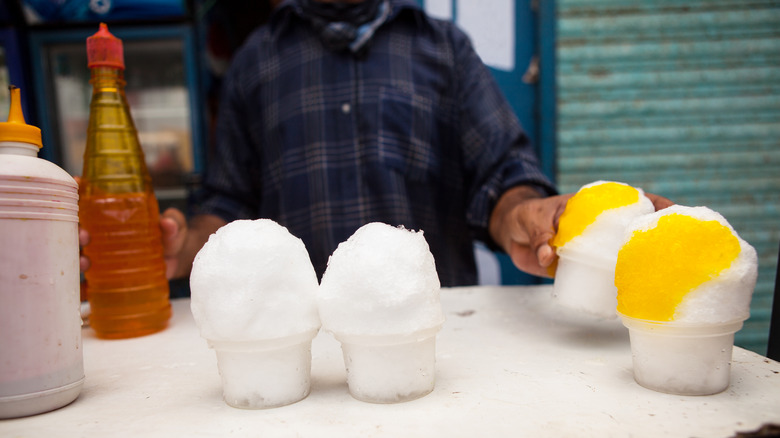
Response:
[[551, 181, 654, 318], [190, 219, 321, 408], [616, 205, 757, 395], [318, 222, 445, 403]]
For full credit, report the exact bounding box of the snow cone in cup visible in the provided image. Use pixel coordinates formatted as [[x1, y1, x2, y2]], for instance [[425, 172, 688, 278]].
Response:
[[190, 219, 321, 409], [551, 181, 654, 318], [318, 222, 445, 403], [616, 205, 757, 396]]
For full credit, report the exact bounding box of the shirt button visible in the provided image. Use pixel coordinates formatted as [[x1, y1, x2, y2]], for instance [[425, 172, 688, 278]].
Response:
[[341, 103, 351, 114]]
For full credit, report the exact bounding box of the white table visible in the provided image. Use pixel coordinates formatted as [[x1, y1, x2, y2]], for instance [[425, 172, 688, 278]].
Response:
[[2, 286, 779, 437]]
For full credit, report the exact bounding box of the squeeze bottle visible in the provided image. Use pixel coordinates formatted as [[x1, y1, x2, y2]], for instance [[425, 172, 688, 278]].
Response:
[[0, 86, 84, 418], [80, 23, 171, 339]]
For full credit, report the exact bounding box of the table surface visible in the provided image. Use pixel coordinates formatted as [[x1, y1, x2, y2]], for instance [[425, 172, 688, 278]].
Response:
[[2, 285, 779, 437]]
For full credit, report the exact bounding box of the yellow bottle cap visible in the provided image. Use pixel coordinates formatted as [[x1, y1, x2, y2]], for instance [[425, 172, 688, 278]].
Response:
[[0, 86, 42, 148]]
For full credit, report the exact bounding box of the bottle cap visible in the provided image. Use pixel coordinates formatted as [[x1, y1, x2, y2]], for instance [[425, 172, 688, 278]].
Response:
[[87, 22, 124, 69], [0, 85, 42, 148]]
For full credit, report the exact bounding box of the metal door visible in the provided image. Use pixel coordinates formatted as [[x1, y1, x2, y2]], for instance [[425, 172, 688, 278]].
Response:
[[555, 0, 780, 354]]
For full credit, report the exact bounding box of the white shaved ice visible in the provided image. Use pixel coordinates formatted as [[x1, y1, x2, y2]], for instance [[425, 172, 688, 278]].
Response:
[[318, 222, 445, 336], [190, 219, 321, 341]]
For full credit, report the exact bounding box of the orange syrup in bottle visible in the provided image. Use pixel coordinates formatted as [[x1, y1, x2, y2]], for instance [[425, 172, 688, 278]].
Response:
[[80, 23, 170, 338]]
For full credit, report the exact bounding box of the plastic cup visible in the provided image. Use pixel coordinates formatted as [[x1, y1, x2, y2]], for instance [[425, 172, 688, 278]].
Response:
[[552, 248, 618, 319], [619, 313, 744, 396], [335, 325, 442, 403], [207, 330, 318, 409]]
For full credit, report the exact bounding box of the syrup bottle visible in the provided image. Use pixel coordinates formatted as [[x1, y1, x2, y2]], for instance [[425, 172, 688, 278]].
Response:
[[80, 23, 171, 339]]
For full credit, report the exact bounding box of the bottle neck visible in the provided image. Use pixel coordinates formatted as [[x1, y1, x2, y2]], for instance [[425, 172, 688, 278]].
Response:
[[83, 65, 149, 195], [0, 141, 40, 157], [90, 66, 127, 91]]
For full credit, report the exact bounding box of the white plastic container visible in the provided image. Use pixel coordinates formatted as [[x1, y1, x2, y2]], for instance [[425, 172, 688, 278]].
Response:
[[207, 329, 318, 409], [552, 247, 618, 319], [620, 313, 744, 396], [0, 86, 83, 419], [335, 324, 442, 403]]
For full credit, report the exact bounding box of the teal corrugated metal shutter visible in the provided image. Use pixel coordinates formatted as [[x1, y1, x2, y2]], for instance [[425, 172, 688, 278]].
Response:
[[555, 0, 780, 354]]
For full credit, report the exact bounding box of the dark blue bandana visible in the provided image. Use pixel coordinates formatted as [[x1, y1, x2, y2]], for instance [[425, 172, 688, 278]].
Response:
[[302, 0, 391, 55]]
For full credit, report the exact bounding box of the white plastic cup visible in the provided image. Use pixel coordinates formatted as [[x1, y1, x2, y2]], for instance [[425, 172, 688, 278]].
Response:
[[619, 313, 744, 396], [335, 325, 441, 403], [207, 330, 318, 409], [552, 248, 618, 319]]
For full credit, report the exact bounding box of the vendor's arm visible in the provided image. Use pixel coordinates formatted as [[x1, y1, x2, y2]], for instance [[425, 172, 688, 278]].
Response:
[[160, 208, 227, 280]]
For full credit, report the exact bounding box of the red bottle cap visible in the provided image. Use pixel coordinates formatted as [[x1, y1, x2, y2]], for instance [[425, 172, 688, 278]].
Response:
[[87, 23, 124, 70]]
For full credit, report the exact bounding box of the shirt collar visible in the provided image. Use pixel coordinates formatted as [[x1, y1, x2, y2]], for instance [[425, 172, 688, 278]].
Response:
[[270, 0, 425, 37]]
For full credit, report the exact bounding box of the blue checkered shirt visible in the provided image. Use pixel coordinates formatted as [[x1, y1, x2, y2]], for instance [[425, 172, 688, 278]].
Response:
[[195, 0, 556, 286]]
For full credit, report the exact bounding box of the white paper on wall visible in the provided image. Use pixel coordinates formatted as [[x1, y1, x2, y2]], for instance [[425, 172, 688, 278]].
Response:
[[424, 0, 453, 20], [455, 0, 515, 72]]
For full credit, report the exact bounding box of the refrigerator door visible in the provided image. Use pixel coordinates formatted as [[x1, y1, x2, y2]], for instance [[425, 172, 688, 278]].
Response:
[[30, 26, 202, 211]]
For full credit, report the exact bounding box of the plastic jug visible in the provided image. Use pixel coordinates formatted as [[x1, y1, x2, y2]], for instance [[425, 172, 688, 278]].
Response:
[[0, 86, 84, 418]]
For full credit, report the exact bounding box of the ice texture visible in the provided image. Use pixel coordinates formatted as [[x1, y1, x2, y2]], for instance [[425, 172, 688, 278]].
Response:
[[318, 222, 445, 336], [557, 180, 654, 262], [190, 219, 321, 341], [619, 205, 757, 324]]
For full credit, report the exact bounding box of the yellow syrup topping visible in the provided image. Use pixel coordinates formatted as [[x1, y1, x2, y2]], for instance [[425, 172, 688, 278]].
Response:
[[615, 213, 740, 321], [551, 182, 640, 248]]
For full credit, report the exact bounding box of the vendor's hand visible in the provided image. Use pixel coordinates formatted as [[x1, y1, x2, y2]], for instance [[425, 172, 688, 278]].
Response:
[[645, 192, 675, 211], [163, 211, 227, 280], [160, 207, 188, 279], [79, 227, 91, 273], [489, 186, 571, 278]]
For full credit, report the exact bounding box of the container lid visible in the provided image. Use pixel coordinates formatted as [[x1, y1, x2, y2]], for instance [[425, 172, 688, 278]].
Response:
[[87, 22, 124, 70], [332, 322, 444, 346], [0, 86, 42, 148], [618, 311, 746, 335], [206, 329, 320, 352]]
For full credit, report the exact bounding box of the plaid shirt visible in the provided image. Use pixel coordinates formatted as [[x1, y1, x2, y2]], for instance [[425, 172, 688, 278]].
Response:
[[195, 0, 556, 286]]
